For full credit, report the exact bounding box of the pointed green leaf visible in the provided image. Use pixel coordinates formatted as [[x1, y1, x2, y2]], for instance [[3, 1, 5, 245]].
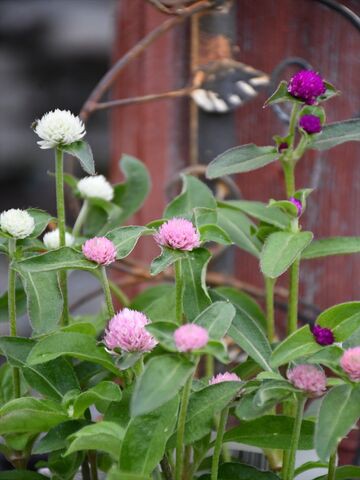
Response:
[[182, 247, 211, 320], [62, 140, 95, 175], [194, 301, 235, 340], [130, 284, 176, 323], [71, 381, 122, 418], [310, 119, 360, 151], [264, 80, 300, 106], [27, 209, 53, 238], [302, 237, 360, 259], [198, 224, 232, 245], [317, 302, 360, 342], [150, 247, 186, 276], [199, 462, 280, 480], [33, 420, 86, 454], [107, 226, 153, 259], [223, 200, 290, 229], [314, 465, 360, 480]]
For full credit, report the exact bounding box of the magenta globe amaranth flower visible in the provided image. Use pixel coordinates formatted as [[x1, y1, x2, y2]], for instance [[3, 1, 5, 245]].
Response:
[[287, 364, 327, 397], [299, 114, 322, 134], [288, 70, 326, 105], [82, 237, 117, 266], [340, 347, 360, 381], [289, 197, 302, 216], [154, 218, 200, 251], [174, 324, 209, 352], [104, 308, 157, 353], [312, 325, 334, 346], [209, 372, 241, 385]]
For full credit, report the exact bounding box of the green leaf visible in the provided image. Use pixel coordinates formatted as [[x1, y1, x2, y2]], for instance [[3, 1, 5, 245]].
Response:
[[235, 393, 274, 420], [0, 397, 68, 434], [107, 468, 148, 480], [194, 301, 235, 340], [34, 420, 86, 454], [198, 224, 232, 245], [314, 466, 360, 480], [254, 380, 296, 408], [70, 381, 122, 418], [310, 119, 360, 151], [270, 325, 321, 368], [130, 284, 176, 323], [0, 286, 27, 322], [150, 247, 186, 276], [268, 199, 298, 217], [0, 364, 17, 406], [260, 231, 313, 278], [146, 322, 177, 351], [199, 462, 280, 480], [26, 331, 119, 375], [217, 205, 262, 257], [182, 248, 211, 320], [224, 415, 315, 450], [65, 421, 124, 458], [120, 396, 179, 476], [194, 207, 217, 228], [86, 197, 123, 236], [0, 472, 49, 480], [200, 340, 229, 364], [302, 237, 360, 259], [264, 80, 301, 106], [62, 140, 95, 175], [18, 270, 63, 334], [164, 174, 216, 218], [107, 226, 153, 259], [113, 154, 151, 223], [27, 209, 53, 238], [207, 144, 278, 178], [315, 384, 360, 460], [294, 461, 328, 477], [223, 200, 290, 229], [15, 247, 98, 273], [317, 302, 360, 342], [131, 354, 195, 416]]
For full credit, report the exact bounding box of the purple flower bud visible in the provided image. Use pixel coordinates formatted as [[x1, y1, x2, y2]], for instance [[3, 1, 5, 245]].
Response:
[[278, 142, 288, 153], [312, 325, 335, 346], [289, 197, 302, 216], [288, 70, 326, 105], [299, 115, 322, 134]]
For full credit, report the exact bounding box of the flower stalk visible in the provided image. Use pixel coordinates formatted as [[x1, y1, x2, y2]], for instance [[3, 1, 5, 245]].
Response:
[[264, 276, 275, 342], [72, 200, 89, 237], [283, 395, 306, 480], [175, 259, 183, 324], [175, 371, 194, 480], [8, 238, 20, 398], [211, 406, 229, 480], [327, 451, 337, 480], [100, 266, 115, 318]]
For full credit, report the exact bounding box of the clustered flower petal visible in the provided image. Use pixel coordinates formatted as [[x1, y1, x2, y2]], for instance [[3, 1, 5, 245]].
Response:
[[287, 364, 327, 397], [104, 308, 157, 353], [209, 372, 241, 385], [299, 114, 322, 134], [154, 218, 200, 251], [288, 70, 326, 105], [174, 324, 209, 352], [312, 325, 334, 346], [289, 197, 303, 216], [43, 229, 75, 250], [77, 175, 114, 202], [82, 237, 117, 265], [34, 109, 86, 149], [340, 347, 360, 381], [0, 209, 35, 239]]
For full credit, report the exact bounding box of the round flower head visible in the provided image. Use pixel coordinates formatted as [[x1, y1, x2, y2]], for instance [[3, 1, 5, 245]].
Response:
[[289, 197, 302, 216], [312, 325, 334, 346], [154, 218, 200, 251], [299, 114, 322, 134], [82, 237, 117, 265], [209, 372, 241, 385], [104, 308, 157, 353], [287, 364, 327, 397], [43, 229, 75, 250], [34, 109, 86, 149], [0, 209, 35, 239], [174, 324, 209, 352], [340, 347, 360, 381], [77, 175, 114, 202], [288, 70, 326, 105]]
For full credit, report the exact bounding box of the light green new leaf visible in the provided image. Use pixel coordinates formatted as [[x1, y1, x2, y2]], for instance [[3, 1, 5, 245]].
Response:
[[62, 140, 95, 175], [71, 381, 122, 418], [260, 231, 313, 278], [317, 302, 360, 342], [315, 384, 360, 460], [207, 144, 278, 178], [310, 118, 360, 151], [120, 396, 179, 476], [107, 226, 153, 259], [302, 237, 360, 259], [223, 200, 290, 229], [194, 301, 235, 340], [131, 354, 195, 417]]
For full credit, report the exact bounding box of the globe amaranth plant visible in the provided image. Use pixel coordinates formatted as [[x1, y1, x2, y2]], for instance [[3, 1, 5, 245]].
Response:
[[0, 71, 359, 480]]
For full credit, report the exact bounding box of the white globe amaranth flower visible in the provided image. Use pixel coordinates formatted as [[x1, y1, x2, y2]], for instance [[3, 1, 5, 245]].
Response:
[[43, 229, 75, 250], [0, 209, 35, 239], [77, 175, 114, 202], [34, 109, 86, 149]]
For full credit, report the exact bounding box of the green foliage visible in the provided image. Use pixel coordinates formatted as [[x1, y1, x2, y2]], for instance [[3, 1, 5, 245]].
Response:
[[199, 462, 280, 480], [107, 226, 153, 259], [310, 118, 360, 151], [61, 140, 95, 175], [302, 236, 360, 259], [130, 284, 176, 322], [193, 301, 235, 340]]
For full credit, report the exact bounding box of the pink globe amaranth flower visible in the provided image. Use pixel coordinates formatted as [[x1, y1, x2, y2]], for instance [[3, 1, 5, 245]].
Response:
[[312, 325, 334, 346], [82, 237, 117, 266], [288, 70, 326, 105], [154, 217, 200, 251], [299, 114, 322, 134], [289, 197, 303, 216], [340, 347, 360, 381], [287, 364, 327, 397], [104, 308, 157, 353], [174, 324, 209, 352], [209, 372, 241, 385]]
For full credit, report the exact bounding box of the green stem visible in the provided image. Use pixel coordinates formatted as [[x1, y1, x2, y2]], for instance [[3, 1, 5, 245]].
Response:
[[327, 451, 337, 480], [133, 357, 144, 378], [287, 257, 300, 336], [100, 266, 115, 318], [175, 260, 183, 324], [8, 238, 20, 398], [264, 276, 275, 343], [175, 371, 194, 480], [89, 451, 98, 480], [55, 147, 69, 326], [288, 104, 300, 147], [72, 200, 89, 237], [282, 160, 296, 197], [283, 395, 306, 480], [211, 406, 229, 480], [109, 279, 130, 307], [205, 354, 214, 378]]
